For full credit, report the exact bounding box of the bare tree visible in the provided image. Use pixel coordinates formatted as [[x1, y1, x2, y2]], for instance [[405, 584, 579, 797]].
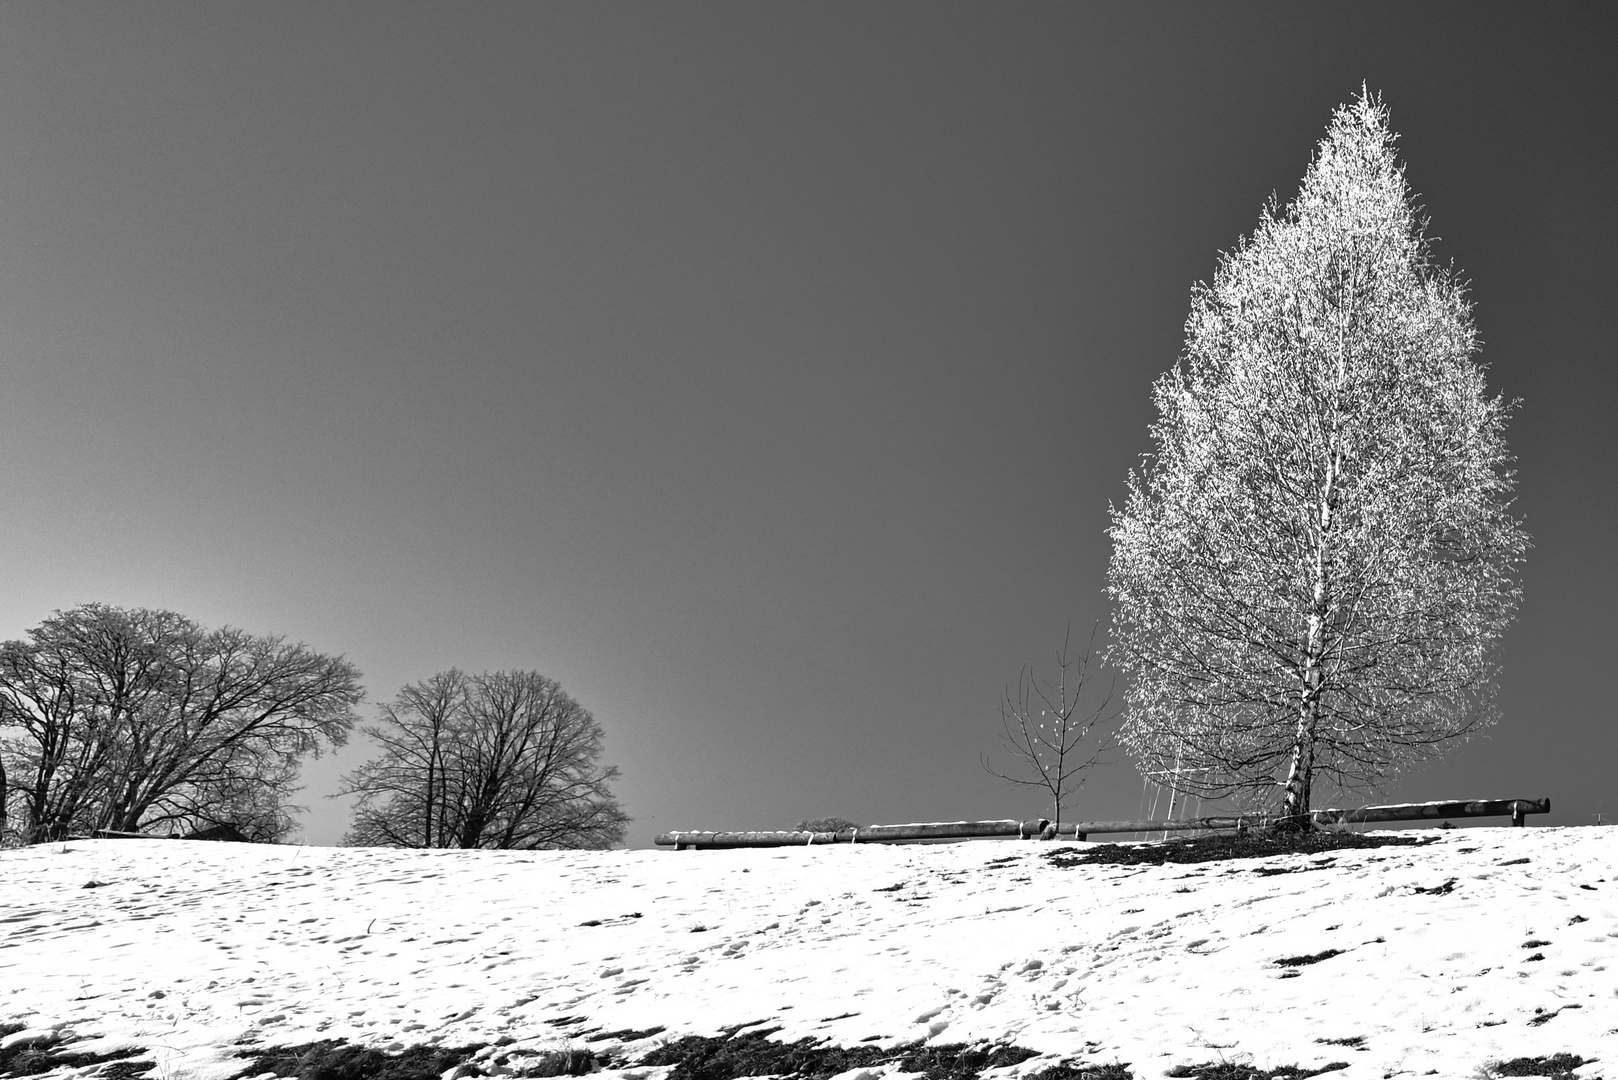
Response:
[[1106, 90, 1529, 829], [0, 604, 363, 843], [140, 749, 306, 842], [983, 625, 1116, 831], [0, 607, 172, 841], [340, 669, 628, 850], [338, 670, 467, 848]]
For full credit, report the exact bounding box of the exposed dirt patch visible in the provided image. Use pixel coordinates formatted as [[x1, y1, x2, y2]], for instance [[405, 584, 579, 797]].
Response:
[[1044, 830, 1433, 868], [1485, 1053, 1593, 1078], [638, 1033, 1119, 1080], [227, 1034, 1129, 1080], [0, 1028, 152, 1079], [231, 1040, 493, 1080], [1274, 949, 1345, 967], [1166, 1062, 1348, 1079]]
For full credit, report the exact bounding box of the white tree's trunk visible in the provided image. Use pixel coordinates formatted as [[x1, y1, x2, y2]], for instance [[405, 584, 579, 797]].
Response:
[[1280, 672, 1319, 825], [1160, 742, 1183, 840], [1282, 443, 1338, 827]]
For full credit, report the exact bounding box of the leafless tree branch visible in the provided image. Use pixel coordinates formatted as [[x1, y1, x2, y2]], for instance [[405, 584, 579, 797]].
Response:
[[982, 623, 1117, 830]]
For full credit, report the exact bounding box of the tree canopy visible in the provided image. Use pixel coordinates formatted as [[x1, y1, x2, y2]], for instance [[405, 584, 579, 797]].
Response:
[[0, 604, 363, 843], [341, 669, 627, 850], [1106, 90, 1529, 826]]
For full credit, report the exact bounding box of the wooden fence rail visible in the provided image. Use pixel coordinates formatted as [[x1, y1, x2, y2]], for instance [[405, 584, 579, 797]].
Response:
[[655, 798, 1549, 849], [658, 818, 1050, 849]]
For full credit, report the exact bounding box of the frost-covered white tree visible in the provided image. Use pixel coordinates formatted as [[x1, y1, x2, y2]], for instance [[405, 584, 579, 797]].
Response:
[[1106, 90, 1529, 828]]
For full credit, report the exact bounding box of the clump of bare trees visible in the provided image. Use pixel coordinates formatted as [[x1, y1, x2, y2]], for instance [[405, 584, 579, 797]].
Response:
[[1107, 90, 1529, 828], [339, 669, 627, 850], [0, 604, 363, 844]]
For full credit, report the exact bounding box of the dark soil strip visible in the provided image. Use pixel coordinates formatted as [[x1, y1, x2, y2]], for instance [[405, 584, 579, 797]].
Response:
[[97, 1062, 159, 1080], [230, 1040, 494, 1080], [1166, 1062, 1348, 1079], [230, 1033, 1134, 1080], [640, 1034, 1132, 1080], [638, 1033, 1038, 1080], [1274, 949, 1344, 968], [1046, 830, 1433, 868], [1025, 1064, 1134, 1080], [585, 1026, 666, 1043], [0, 1027, 153, 1080], [1488, 1053, 1594, 1078]]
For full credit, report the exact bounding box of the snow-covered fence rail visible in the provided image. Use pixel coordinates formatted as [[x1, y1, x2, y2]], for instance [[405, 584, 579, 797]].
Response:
[[657, 818, 1051, 849], [1314, 797, 1548, 827], [657, 800, 1549, 849]]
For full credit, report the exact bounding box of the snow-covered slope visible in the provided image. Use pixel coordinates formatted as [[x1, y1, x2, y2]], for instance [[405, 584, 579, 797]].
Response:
[[2, 829, 1614, 1080]]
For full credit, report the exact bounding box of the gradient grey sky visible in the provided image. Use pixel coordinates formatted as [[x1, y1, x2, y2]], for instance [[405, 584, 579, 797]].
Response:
[[2, 4, 1613, 847]]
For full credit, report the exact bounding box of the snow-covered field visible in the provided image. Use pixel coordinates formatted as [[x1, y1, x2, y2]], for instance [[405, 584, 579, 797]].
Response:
[[2, 829, 1614, 1080]]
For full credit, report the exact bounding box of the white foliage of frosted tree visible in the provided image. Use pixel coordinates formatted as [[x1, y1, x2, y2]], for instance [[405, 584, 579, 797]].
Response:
[[1106, 90, 1529, 826]]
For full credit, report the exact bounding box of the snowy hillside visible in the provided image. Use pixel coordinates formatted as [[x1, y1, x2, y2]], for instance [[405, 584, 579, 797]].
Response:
[[2, 829, 1614, 1080]]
